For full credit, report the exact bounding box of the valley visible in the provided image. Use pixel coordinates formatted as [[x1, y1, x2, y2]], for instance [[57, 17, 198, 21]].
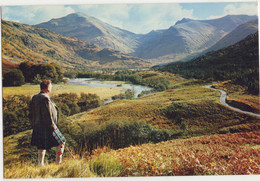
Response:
[[3, 72, 260, 177], [2, 10, 259, 178]]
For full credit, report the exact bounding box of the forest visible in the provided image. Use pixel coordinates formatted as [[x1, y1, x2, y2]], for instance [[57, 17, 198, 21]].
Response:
[[158, 32, 259, 94]]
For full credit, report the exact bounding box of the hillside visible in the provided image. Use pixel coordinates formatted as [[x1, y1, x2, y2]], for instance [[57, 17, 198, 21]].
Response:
[[134, 15, 257, 62], [3, 71, 260, 178], [36, 13, 141, 54], [3, 129, 260, 178], [205, 18, 258, 53], [2, 20, 151, 71], [159, 32, 259, 94]]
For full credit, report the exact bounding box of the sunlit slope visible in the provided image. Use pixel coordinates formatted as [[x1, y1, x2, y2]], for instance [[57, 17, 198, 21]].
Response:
[[107, 130, 260, 176], [75, 83, 259, 135], [4, 130, 260, 178], [2, 20, 151, 70]]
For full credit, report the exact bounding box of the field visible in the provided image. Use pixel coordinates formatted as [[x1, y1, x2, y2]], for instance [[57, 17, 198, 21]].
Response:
[[3, 83, 123, 100]]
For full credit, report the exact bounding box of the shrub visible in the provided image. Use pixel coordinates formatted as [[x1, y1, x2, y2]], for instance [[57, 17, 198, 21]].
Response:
[[56, 102, 71, 116], [78, 93, 101, 112], [3, 70, 25, 86], [3, 95, 31, 136]]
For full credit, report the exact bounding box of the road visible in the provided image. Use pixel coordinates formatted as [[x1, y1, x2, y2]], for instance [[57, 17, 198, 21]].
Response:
[[205, 85, 260, 118]]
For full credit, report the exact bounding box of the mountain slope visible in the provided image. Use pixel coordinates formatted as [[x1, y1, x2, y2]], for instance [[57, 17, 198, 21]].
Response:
[[2, 20, 151, 70], [159, 32, 259, 94], [134, 15, 257, 62], [35, 13, 257, 64], [36, 13, 141, 54], [205, 18, 258, 53]]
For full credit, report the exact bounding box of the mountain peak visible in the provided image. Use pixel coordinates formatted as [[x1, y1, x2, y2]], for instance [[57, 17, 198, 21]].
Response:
[[175, 18, 194, 25]]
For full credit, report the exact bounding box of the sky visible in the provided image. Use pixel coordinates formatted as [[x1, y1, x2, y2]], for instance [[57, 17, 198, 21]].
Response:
[[1, 0, 258, 34]]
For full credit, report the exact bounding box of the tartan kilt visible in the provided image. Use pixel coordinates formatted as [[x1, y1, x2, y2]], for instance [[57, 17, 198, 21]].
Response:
[[31, 126, 66, 150]]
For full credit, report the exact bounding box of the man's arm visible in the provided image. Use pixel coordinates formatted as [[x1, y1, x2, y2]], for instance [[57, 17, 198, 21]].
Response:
[[41, 97, 57, 131]]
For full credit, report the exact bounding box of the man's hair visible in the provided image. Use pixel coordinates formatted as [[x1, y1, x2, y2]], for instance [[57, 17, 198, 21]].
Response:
[[40, 80, 52, 90]]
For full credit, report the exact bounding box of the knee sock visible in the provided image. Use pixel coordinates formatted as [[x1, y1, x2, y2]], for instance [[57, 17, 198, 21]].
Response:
[[55, 143, 65, 164], [38, 149, 46, 166]]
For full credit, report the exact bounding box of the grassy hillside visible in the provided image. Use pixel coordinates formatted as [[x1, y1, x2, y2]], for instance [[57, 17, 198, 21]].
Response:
[[2, 20, 151, 70], [74, 83, 259, 133], [4, 130, 260, 178], [159, 32, 259, 94]]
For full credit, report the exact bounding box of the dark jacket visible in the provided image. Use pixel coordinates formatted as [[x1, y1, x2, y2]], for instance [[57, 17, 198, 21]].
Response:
[[30, 92, 58, 130], [30, 92, 60, 149]]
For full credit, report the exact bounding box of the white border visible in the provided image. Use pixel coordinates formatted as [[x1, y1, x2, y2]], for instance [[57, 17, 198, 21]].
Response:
[[0, 0, 258, 6], [0, 0, 259, 181]]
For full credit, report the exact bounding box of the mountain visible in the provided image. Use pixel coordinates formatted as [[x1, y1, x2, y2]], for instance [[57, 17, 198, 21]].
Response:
[[159, 32, 259, 94], [133, 15, 258, 63], [36, 13, 141, 54], [205, 18, 258, 53], [36, 13, 257, 64], [2, 20, 151, 71]]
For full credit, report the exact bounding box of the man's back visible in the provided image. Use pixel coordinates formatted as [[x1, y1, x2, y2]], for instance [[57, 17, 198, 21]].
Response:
[[30, 92, 57, 130]]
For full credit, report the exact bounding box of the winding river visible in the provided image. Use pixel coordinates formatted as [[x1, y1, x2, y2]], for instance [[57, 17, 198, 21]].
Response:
[[67, 79, 259, 118], [205, 85, 260, 118], [68, 78, 152, 103]]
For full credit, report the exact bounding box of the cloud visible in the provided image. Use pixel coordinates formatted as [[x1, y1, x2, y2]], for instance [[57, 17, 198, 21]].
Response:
[[3, 2, 256, 34], [224, 3, 258, 16], [72, 4, 194, 33], [207, 2, 258, 20], [2, 5, 75, 25]]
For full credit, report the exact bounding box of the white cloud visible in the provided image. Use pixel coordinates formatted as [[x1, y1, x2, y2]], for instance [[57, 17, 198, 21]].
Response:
[[224, 3, 258, 16], [2, 5, 75, 25], [72, 3, 194, 34]]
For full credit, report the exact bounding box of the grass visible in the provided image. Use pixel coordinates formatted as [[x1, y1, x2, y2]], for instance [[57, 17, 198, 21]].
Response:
[[4, 158, 95, 178], [3, 131, 260, 178], [106, 131, 260, 176], [3, 83, 123, 100], [74, 83, 259, 136]]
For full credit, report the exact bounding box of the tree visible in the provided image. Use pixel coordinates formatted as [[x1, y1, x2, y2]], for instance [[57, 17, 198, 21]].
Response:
[[78, 93, 101, 112], [3, 69, 25, 86], [19, 61, 33, 82]]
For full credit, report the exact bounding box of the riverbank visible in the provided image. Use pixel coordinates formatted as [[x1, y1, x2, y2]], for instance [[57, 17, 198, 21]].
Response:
[[68, 78, 152, 99]]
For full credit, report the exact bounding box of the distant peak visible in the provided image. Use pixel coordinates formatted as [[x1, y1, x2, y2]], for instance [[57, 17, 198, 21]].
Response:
[[75, 12, 87, 17], [175, 18, 194, 25], [66, 13, 87, 18]]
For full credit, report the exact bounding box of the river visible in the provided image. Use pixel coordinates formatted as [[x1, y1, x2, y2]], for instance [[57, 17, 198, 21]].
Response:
[[68, 78, 152, 103]]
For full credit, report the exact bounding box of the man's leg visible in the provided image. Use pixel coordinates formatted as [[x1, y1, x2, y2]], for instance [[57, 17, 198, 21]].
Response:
[[38, 149, 46, 166], [55, 143, 65, 164]]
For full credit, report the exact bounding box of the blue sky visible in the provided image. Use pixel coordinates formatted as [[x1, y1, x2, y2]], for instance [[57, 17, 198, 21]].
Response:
[[2, 1, 258, 34]]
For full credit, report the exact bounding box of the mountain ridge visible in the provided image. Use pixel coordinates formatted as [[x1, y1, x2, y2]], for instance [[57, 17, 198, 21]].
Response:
[[2, 19, 151, 71], [36, 13, 257, 64], [36, 13, 141, 54]]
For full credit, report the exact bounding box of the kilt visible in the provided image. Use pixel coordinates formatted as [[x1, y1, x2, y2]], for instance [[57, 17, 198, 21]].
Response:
[[31, 127, 66, 150]]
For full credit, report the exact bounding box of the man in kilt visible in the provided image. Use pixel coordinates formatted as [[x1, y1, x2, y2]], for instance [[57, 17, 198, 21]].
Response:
[[29, 80, 66, 166]]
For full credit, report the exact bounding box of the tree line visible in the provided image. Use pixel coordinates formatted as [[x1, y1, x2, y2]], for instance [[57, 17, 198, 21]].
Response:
[[3, 62, 64, 87], [158, 32, 259, 94], [66, 70, 170, 91]]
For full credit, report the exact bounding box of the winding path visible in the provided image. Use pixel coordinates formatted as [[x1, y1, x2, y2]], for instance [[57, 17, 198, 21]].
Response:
[[205, 85, 260, 118]]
